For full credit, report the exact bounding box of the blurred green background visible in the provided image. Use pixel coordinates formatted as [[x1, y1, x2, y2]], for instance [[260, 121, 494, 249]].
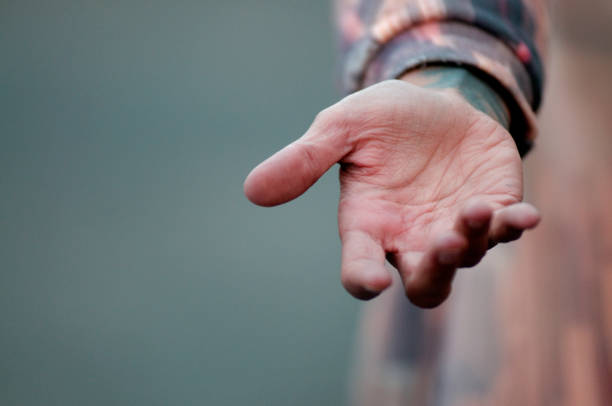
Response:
[[1, 1, 360, 404]]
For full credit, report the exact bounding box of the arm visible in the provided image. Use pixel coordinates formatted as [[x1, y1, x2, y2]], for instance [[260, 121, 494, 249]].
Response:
[[401, 66, 510, 130], [244, 1, 548, 308], [336, 0, 549, 156]]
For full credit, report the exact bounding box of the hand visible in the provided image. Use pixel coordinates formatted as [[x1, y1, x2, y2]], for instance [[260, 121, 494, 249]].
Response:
[[244, 71, 539, 308]]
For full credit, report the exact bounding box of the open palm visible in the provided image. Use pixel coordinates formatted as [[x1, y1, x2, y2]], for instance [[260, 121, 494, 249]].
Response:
[[245, 80, 539, 307]]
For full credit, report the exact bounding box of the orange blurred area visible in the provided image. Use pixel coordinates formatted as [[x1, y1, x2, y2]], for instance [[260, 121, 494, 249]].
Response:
[[352, 3, 612, 405]]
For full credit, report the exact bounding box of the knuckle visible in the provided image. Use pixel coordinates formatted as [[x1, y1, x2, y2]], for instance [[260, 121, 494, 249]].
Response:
[[298, 142, 320, 174], [313, 103, 352, 133], [314, 106, 338, 126]]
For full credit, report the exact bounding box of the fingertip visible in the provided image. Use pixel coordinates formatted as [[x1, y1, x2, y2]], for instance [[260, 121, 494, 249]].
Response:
[[530, 215, 541, 229], [504, 203, 541, 229], [434, 232, 468, 265], [402, 233, 465, 308], [348, 289, 381, 301], [489, 203, 541, 245], [408, 285, 452, 309], [363, 269, 393, 294], [461, 200, 493, 230], [520, 204, 541, 229], [243, 168, 259, 204], [341, 262, 392, 300], [242, 144, 309, 207], [243, 165, 275, 207]]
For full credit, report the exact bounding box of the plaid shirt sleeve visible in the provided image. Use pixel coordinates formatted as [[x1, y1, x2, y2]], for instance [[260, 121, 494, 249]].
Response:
[[334, 0, 549, 156]]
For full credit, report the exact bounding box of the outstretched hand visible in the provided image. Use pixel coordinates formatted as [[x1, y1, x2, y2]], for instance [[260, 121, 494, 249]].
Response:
[[244, 71, 539, 307]]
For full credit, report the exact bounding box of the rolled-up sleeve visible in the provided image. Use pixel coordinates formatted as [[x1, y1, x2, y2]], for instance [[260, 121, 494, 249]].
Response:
[[335, 0, 549, 155]]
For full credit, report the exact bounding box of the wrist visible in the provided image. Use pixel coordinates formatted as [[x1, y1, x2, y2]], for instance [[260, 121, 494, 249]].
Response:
[[400, 66, 510, 130]]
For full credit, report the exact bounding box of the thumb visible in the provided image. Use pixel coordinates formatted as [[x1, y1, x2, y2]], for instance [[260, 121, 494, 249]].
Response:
[[244, 108, 352, 207]]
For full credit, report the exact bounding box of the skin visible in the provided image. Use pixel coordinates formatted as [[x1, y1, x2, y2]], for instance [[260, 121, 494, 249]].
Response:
[[243, 66, 540, 308]]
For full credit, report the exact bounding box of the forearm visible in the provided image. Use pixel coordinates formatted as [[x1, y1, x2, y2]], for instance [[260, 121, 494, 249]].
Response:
[[401, 66, 510, 130]]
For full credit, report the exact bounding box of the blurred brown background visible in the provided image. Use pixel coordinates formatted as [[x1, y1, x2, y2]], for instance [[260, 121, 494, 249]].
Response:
[[353, 1, 612, 405]]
